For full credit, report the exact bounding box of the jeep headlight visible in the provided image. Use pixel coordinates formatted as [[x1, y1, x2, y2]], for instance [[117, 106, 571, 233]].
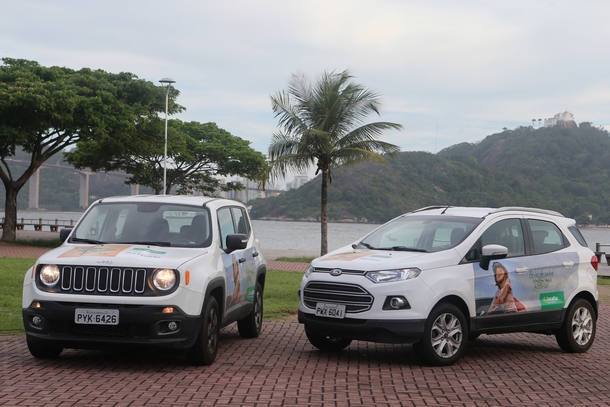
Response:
[[365, 268, 421, 283], [152, 268, 177, 291], [39, 265, 60, 286]]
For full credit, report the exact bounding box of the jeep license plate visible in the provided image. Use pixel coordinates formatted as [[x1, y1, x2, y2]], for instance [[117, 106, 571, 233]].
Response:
[[75, 308, 119, 325], [315, 303, 346, 319]]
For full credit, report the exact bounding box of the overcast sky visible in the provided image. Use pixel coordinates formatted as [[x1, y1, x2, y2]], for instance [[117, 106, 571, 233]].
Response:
[[2, 0, 609, 159]]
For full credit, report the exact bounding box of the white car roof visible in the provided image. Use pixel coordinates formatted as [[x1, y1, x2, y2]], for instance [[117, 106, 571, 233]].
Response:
[[93, 194, 244, 209]]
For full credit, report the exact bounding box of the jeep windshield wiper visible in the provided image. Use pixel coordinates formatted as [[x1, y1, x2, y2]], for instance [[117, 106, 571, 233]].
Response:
[[70, 237, 105, 244]]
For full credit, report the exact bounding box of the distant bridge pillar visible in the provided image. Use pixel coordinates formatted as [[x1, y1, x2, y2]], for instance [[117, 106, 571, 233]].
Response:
[[79, 171, 92, 208], [28, 169, 40, 209]]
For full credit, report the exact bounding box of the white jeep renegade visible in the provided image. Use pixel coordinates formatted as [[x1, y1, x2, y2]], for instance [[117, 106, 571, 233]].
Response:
[[22, 195, 266, 365], [298, 206, 599, 365]]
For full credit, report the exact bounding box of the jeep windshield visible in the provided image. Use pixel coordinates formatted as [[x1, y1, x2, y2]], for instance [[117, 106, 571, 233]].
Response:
[[69, 202, 212, 248], [356, 215, 481, 253]]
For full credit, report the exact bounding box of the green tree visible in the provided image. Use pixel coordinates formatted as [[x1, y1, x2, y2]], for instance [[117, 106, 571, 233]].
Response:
[[0, 58, 180, 241], [67, 120, 269, 195], [268, 70, 402, 255]]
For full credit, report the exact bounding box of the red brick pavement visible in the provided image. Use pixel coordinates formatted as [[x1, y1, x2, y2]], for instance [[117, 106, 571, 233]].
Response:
[[2, 309, 610, 407]]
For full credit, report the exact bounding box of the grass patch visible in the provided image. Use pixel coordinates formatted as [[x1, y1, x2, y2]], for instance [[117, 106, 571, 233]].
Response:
[[598, 277, 610, 285], [14, 239, 62, 248], [274, 256, 315, 263], [263, 270, 303, 319], [0, 258, 303, 334], [0, 258, 35, 334]]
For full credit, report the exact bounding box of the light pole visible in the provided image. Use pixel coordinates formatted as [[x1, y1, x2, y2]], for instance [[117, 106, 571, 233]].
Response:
[[159, 77, 175, 195]]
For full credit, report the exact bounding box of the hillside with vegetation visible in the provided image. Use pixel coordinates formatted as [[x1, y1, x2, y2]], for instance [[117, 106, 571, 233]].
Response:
[[249, 123, 610, 225]]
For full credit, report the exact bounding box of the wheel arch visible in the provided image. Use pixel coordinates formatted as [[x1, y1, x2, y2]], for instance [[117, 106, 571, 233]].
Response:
[[569, 290, 598, 320], [205, 277, 225, 317], [433, 295, 470, 330]]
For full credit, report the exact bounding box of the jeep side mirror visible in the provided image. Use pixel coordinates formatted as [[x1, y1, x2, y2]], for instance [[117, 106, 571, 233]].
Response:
[[226, 233, 248, 253], [59, 227, 73, 242], [480, 244, 508, 270]]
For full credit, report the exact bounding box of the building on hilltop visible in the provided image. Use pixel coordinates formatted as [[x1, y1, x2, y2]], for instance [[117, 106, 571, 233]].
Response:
[[544, 111, 577, 128]]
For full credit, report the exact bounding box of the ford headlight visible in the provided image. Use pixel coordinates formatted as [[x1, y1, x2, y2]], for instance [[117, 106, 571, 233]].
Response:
[[304, 264, 314, 278], [39, 265, 60, 286], [365, 268, 421, 283], [152, 268, 177, 291]]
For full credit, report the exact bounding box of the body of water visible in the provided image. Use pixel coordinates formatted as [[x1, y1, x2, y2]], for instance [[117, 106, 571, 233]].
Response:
[[5, 211, 610, 254]]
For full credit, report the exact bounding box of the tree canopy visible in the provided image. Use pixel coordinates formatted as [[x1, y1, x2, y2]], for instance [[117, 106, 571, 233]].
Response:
[[0, 58, 181, 240], [66, 120, 268, 194], [268, 70, 402, 254]]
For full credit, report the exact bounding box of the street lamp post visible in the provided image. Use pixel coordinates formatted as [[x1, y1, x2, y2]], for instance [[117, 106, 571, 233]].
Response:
[[159, 77, 175, 195]]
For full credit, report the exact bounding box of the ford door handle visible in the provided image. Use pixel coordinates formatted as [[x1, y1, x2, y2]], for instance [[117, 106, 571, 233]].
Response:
[[563, 261, 574, 267], [515, 267, 528, 273]]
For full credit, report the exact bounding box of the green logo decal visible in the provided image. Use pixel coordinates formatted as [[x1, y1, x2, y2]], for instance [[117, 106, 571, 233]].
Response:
[[540, 291, 564, 310]]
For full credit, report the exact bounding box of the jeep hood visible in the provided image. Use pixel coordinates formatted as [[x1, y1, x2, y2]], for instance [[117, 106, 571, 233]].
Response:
[[36, 244, 207, 268]]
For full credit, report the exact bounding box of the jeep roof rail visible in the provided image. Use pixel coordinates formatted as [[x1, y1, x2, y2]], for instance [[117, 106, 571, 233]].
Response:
[[492, 206, 564, 217]]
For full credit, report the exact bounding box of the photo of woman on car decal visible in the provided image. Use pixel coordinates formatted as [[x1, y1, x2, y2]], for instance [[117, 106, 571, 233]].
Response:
[[487, 262, 526, 314]]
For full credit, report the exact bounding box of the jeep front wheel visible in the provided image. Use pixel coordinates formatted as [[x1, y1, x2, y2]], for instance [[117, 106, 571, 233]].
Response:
[[555, 298, 596, 353], [188, 296, 220, 365], [416, 303, 467, 366], [304, 324, 351, 352]]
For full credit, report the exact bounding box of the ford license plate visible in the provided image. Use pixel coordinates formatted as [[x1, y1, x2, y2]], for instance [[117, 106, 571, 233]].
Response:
[[315, 303, 346, 319], [75, 308, 119, 325]]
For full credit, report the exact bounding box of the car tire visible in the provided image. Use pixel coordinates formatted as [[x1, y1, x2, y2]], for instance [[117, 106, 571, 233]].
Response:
[[416, 303, 467, 366], [555, 298, 596, 353], [188, 296, 220, 366], [237, 282, 263, 338], [304, 324, 352, 352], [26, 335, 63, 359]]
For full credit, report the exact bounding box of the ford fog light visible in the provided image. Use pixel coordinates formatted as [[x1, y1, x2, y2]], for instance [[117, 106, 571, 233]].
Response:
[[383, 296, 410, 310]]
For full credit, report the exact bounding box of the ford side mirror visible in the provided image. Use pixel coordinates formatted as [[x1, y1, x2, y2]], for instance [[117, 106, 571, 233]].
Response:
[[480, 244, 508, 270]]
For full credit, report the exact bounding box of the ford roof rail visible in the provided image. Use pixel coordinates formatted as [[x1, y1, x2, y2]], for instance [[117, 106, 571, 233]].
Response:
[[492, 206, 563, 217]]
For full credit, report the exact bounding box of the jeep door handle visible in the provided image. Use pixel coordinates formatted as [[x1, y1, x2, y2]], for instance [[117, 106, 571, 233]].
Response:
[[252, 251, 259, 257], [515, 267, 528, 273], [238, 257, 246, 263]]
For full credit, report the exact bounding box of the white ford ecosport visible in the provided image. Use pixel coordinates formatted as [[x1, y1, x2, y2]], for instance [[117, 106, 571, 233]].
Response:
[[22, 195, 266, 365], [298, 206, 599, 365]]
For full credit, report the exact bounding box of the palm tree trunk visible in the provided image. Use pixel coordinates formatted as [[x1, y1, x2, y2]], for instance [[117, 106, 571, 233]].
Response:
[[320, 171, 328, 256]]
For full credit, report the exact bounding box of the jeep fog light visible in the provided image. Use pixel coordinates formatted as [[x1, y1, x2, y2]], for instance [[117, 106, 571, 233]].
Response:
[[152, 269, 176, 291], [365, 268, 421, 283], [39, 265, 60, 286]]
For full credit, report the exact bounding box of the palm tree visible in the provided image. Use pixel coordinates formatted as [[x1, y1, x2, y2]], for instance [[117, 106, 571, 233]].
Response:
[[269, 70, 402, 255]]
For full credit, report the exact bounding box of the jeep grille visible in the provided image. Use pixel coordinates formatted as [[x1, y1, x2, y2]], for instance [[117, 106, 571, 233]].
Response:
[[36, 265, 174, 296], [303, 282, 373, 313]]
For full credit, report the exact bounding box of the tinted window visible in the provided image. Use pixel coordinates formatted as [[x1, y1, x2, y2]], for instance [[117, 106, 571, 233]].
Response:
[[528, 219, 567, 254], [217, 206, 250, 250], [568, 226, 588, 247], [479, 218, 525, 257]]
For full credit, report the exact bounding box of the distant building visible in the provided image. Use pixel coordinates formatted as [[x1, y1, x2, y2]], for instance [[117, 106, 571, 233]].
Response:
[[544, 111, 577, 128], [287, 175, 309, 190]]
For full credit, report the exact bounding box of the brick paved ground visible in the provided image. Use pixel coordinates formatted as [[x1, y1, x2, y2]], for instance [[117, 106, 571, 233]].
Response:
[[2, 242, 610, 406], [1, 309, 610, 407]]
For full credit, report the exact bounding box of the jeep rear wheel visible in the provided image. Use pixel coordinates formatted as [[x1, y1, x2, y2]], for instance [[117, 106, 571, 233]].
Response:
[[188, 296, 220, 365], [555, 298, 596, 353], [26, 335, 62, 359], [417, 303, 467, 366], [238, 282, 263, 338], [304, 324, 352, 352]]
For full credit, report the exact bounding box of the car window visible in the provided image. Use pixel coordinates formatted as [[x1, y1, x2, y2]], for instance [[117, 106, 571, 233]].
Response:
[[568, 225, 588, 248], [359, 215, 480, 252], [528, 219, 567, 254], [479, 218, 525, 257]]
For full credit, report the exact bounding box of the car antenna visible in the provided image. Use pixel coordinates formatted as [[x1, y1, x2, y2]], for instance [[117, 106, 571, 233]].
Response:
[[440, 206, 451, 214]]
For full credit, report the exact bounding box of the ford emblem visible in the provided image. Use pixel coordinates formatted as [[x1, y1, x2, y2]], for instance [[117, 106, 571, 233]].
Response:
[[330, 269, 342, 276]]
